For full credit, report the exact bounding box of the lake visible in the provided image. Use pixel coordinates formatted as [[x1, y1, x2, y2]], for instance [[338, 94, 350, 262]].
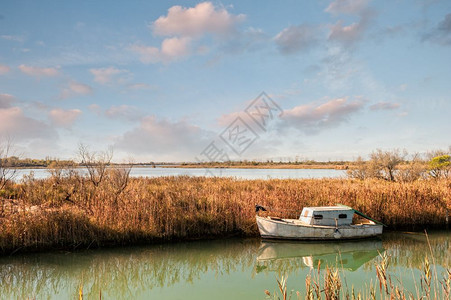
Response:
[[0, 232, 449, 299], [14, 167, 346, 180]]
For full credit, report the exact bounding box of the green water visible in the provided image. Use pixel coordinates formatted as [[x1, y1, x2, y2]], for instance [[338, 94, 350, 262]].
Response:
[[0, 232, 449, 299]]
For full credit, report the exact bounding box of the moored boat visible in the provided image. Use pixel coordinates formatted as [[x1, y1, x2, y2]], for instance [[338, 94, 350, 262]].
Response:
[[255, 205, 384, 240]]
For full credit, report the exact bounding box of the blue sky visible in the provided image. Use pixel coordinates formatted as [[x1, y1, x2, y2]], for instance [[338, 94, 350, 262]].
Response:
[[0, 0, 450, 162]]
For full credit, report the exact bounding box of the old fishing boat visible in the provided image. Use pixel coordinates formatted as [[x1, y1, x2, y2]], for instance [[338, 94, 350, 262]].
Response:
[[255, 204, 384, 240]]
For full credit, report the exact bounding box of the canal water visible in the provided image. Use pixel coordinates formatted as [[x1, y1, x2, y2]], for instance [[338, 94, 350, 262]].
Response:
[[0, 231, 449, 299]]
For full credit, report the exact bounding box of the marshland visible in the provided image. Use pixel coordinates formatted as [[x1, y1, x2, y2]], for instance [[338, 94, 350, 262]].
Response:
[[1, 145, 450, 299]]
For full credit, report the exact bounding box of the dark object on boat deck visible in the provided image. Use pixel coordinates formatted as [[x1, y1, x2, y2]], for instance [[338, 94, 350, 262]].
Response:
[[255, 205, 267, 212]]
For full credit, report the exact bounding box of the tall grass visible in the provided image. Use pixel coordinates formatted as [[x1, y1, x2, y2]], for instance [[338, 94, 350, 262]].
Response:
[[0, 174, 450, 254], [266, 249, 451, 300]]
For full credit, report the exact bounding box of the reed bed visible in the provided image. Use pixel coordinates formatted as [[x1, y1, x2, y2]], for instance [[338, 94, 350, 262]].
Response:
[[0, 174, 450, 254]]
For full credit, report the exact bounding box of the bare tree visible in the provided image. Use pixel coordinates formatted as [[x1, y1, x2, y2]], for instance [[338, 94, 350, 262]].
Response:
[[78, 143, 113, 187], [369, 149, 406, 181], [346, 156, 371, 180], [397, 153, 426, 182], [348, 149, 409, 181], [0, 138, 18, 189], [108, 162, 133, 204]]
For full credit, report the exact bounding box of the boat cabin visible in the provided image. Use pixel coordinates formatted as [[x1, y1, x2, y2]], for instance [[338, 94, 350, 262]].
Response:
[[299, 206, 354, 226]]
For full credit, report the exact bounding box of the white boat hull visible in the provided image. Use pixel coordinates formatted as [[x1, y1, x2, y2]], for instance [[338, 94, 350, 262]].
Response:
[[256, 216, 383, 240]]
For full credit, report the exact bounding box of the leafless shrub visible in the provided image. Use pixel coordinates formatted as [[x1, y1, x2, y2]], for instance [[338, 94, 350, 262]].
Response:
[[0, 138, 18, 190], [369, 149, 406, 181], [348, 149, 409, 182], [78, 143, 113, 187], [397, 153, 426, 182]]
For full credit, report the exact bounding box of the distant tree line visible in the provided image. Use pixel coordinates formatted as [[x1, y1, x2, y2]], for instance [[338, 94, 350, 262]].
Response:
[[0, 156, 75, 168]]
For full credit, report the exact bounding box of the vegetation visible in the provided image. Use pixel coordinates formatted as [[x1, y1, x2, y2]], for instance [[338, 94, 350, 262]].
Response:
[[0, 142, 450, 254], [347, 149, 451, 181], [428, 155, 451, 179], [266, 253, 450, 300], [0, 172, 450, 254]]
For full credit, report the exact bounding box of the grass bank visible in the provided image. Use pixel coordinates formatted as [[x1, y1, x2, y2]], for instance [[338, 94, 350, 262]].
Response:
[[0, 175, 450, 254]]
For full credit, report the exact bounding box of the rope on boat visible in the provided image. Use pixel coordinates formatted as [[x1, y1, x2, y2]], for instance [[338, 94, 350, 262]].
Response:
[[255, 205, 303, 213]]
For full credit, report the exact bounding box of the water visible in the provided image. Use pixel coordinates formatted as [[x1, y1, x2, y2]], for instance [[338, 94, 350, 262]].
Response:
[[0, 232, 449, 299], [14, 167, 345, 180]]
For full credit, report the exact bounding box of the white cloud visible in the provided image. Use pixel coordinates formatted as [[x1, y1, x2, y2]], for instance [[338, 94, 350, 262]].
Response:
[[0, 64, 10, 75], [131, 2, 246, 64], [48, 108, 82, 128], [105, 105, 142, 121], [370, 102, 400, 111], [329, 20, 366, 45], [90, 66, 130, 84], [325, 0, 370, 15], [60, 81, 93, 99], [325, 0, 375, 47], [214, 27, 269, 56], [274, 24, 318, 54], [131, 37, 191, 64], [127, 83, 156, 90], [0, 94, 15, 108], [0, 106, 56, 140], [1, 35, 24, 42], [152, 2, 245, 37], [281, 98, 364, 133], [88, 103, 101, 114], [18, 64, 60, 77], [115, 116, 213, 160]]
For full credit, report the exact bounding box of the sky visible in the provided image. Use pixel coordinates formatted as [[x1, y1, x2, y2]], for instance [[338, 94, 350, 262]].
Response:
[[0, 0, 450, 162]]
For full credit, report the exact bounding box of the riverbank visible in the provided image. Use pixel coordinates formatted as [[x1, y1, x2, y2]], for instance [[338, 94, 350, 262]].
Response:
[[167, 163, 349, 169], [0, 176, 449, 254]]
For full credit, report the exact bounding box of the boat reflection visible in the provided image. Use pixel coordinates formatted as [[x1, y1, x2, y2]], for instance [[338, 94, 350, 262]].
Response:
[[256, 239, 384, 273]]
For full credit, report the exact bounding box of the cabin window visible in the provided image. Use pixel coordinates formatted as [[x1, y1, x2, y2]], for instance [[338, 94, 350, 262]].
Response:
[[338, 214, 347, 219], [313, 214, 323, 220]]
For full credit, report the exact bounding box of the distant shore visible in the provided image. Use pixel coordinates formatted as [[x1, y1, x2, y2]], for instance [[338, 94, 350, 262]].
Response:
[[160, 163, 349, 170]]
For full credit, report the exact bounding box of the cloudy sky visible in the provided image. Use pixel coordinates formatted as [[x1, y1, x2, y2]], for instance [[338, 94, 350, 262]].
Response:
[[1, 0, 450, 162]]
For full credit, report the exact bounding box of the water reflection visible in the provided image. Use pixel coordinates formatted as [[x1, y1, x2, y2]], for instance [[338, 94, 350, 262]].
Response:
[[256, 239, 384, 273], [0, 239, 259, 299], [0, 232, 449, 299]]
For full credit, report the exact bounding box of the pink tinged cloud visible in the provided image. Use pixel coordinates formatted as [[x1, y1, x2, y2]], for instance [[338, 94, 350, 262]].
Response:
[[104, 105, 141, 121], [329, 21, 364, 44], [0, 94, 15, 108], [89, 66, 127, 84], [0, 107, 56, 140], [325, 0, 370, 15], [131, 37, 191, 64], [18, 64, 59, 77], [369, 102, 400, 111], [60, 81, 93, 99], [48, 108, 82, 128], [127, 83, 155, 90], [0, 64, 10, 75], [152, 2, 245, 37], [115, 116, 213, 158], [274, 24, 318, 54], [282, 98, 364, 132]]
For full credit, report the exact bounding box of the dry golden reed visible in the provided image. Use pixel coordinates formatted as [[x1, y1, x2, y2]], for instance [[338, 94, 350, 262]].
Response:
[[0, 175, 450, 254]]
